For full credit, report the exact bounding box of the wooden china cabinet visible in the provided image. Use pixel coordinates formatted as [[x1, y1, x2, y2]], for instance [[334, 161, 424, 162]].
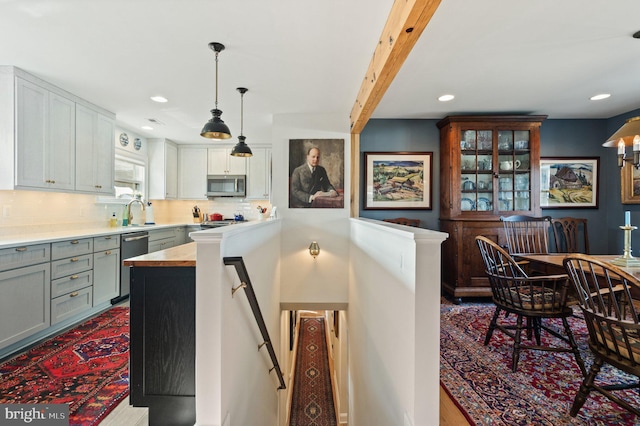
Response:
[[437, 115, 547, 302]]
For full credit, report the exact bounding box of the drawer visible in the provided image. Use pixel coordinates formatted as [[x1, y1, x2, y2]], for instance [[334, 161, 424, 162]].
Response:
[[52, 238, 93, 261], [51, 286, 93, 325], [51, 253, 93, 280], [51, 270, 92, 298], [93, 235, 120, 252], [148, 228, 177, 242], [0, 243, 50, 272]]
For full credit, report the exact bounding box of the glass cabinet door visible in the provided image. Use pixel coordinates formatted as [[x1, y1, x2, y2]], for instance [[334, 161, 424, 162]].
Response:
[[460, 128, 531, 213], [497, 130, 530, 212], [460, 129, 493, 212]]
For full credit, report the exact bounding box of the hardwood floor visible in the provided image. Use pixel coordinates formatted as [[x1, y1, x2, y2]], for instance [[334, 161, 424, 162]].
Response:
[[440, 385, 471, 426]]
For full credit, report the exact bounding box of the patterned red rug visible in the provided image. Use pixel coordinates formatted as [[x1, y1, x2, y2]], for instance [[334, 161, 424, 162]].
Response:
[[0, 307, 130, 426], [289, 317, 337, 426], [440, 300, 640, 425]]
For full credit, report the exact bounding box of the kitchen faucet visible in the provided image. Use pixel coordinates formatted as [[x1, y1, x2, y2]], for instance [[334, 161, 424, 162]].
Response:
[[126, 198, 146, 225]]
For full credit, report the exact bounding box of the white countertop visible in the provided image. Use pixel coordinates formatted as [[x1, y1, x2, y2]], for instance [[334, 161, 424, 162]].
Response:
[[0, 223, 194, 249]]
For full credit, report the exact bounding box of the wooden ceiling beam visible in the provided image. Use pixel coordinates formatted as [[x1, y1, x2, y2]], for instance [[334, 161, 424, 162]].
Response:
[[349, 0, 441, 134]]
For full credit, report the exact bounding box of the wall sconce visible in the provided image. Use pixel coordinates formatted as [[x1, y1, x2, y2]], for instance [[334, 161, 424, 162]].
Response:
[[309, 241, 320, 259], [603, 116, 640, 168]]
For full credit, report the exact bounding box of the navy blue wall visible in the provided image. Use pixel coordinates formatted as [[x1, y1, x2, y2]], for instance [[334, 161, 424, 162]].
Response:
[[360, 110, 640, 254]]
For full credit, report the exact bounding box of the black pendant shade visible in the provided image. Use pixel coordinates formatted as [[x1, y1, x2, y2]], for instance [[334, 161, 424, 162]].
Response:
[[231, 135, 253, 157], [201, 108, 231, 139], [201, 42, 232, 139], [230, 87, 252, 157]]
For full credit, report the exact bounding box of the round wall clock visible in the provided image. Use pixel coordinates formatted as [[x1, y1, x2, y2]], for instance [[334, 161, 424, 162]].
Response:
[[119, 133, 129, 147], [134, 138, 142, 150]]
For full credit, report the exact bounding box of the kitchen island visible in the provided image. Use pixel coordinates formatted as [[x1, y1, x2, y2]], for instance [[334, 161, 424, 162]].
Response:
[[124, 242, 196, 426]]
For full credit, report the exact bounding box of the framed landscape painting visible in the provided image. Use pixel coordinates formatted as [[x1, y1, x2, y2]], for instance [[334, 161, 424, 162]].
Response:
[[540, 157, 599, 209], [364, 152, 432, 210], [621, 163, 640, 204]]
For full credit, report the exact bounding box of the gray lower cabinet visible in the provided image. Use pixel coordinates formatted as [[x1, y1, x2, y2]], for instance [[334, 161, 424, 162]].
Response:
[[0, 245, 51, 351], [92, 236, 120, 306], [148, 227, 180, 253], [50, 238, 94, 325]]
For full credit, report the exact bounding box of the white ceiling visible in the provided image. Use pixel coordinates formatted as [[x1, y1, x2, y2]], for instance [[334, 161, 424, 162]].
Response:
[[1, 0, 639, 145]]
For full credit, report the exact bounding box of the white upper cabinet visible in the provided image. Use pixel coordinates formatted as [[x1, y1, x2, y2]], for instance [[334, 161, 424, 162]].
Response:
[[0, 66, 115, 194], [148, 138, 178, 199], [16, 79, 75, 191], [246, 147, 271, 200], [75, 104, 115, 194], [207, 148, 246, 175], [178, 147, 207, 199]]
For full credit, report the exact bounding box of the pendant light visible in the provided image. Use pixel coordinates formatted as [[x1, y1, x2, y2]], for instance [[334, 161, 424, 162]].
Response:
[[200, 42, 232, 139], [230, 87, 253, 157]]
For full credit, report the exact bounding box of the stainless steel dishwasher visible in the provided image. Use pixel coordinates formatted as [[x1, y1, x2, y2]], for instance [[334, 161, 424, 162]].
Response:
[[112, 230, 149, 304]]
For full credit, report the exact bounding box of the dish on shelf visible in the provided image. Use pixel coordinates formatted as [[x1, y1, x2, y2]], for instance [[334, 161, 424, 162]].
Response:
[[477, 197, 491, 211], [461, 198, 475, 211]]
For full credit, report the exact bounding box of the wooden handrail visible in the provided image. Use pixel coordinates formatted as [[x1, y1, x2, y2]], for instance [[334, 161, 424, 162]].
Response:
[[223, 256, 286, 390]]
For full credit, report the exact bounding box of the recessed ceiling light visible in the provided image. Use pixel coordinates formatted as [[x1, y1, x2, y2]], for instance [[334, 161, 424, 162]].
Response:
[[141, 125, 154, 130], [438, 94, 455, 102], [590, 93, 610, 101], [150, 96, 168, 103]]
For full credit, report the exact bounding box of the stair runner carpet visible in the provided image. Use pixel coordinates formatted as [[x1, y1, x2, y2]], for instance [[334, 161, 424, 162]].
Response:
[[289, 317, 337, 426]]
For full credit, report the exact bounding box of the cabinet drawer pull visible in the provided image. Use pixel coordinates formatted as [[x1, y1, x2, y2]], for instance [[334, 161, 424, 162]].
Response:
[[71, 240, 79, 244], [70, 275, 79, 279], [105, 236, 112, 240], [70, 257, 79, 262], [15, 247, 27, 252], [105, 250, 112, 255], [69, 292, 79, 297]]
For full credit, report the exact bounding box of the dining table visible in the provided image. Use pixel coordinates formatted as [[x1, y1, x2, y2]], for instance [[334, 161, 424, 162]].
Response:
[[516, 254, 640, 279]]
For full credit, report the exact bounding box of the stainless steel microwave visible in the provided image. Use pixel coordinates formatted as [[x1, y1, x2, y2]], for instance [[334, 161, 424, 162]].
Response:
[[206, 174, 246, 197]]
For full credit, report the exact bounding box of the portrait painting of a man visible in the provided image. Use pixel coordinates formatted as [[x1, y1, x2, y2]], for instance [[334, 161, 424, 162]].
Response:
[[289, 139, 344, 208]]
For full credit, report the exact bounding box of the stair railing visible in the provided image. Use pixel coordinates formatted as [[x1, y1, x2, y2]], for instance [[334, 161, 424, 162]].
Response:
[[223, 256, 286, 390]]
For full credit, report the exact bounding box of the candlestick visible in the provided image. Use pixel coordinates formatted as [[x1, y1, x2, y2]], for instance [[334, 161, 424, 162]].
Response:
[[611, 224, 640, 267], [626, 211, 631, 226]]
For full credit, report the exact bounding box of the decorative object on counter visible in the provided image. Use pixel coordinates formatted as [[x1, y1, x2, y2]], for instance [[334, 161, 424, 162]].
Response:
[[602, 116, 640, 168], [144, 202, 155, 225], [270, 206, 278, 219], [234, 212, 244, 221], [309, 241, 320, 259], [200, 42, 232, 140], [192, 205, 202, 223], [211, 212, 223, 221], [611, 210, 640, 267], [230, 87, 253, 157], [257, 206, 267, 220]]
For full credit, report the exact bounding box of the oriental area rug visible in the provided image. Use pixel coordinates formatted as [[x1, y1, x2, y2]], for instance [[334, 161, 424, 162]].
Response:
[[440, 300, 640, 425], [289, 317, 337, 426], [0, 307, 130, 426]]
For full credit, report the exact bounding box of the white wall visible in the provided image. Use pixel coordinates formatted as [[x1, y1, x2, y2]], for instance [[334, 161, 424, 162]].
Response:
[[192, 220, 283, 426], [348, 218, 446, 426], [271, 113, 351, 305]]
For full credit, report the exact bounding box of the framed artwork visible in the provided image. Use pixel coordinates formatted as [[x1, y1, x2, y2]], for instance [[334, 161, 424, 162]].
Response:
[[621, 164, 640, 204], [540, 157, 599, 209], [364, 152, 433, 210], [289, 139, 345, 208]]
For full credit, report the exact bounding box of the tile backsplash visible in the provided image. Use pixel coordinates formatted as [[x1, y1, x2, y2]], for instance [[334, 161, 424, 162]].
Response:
[[0, 190, 271, 236]]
